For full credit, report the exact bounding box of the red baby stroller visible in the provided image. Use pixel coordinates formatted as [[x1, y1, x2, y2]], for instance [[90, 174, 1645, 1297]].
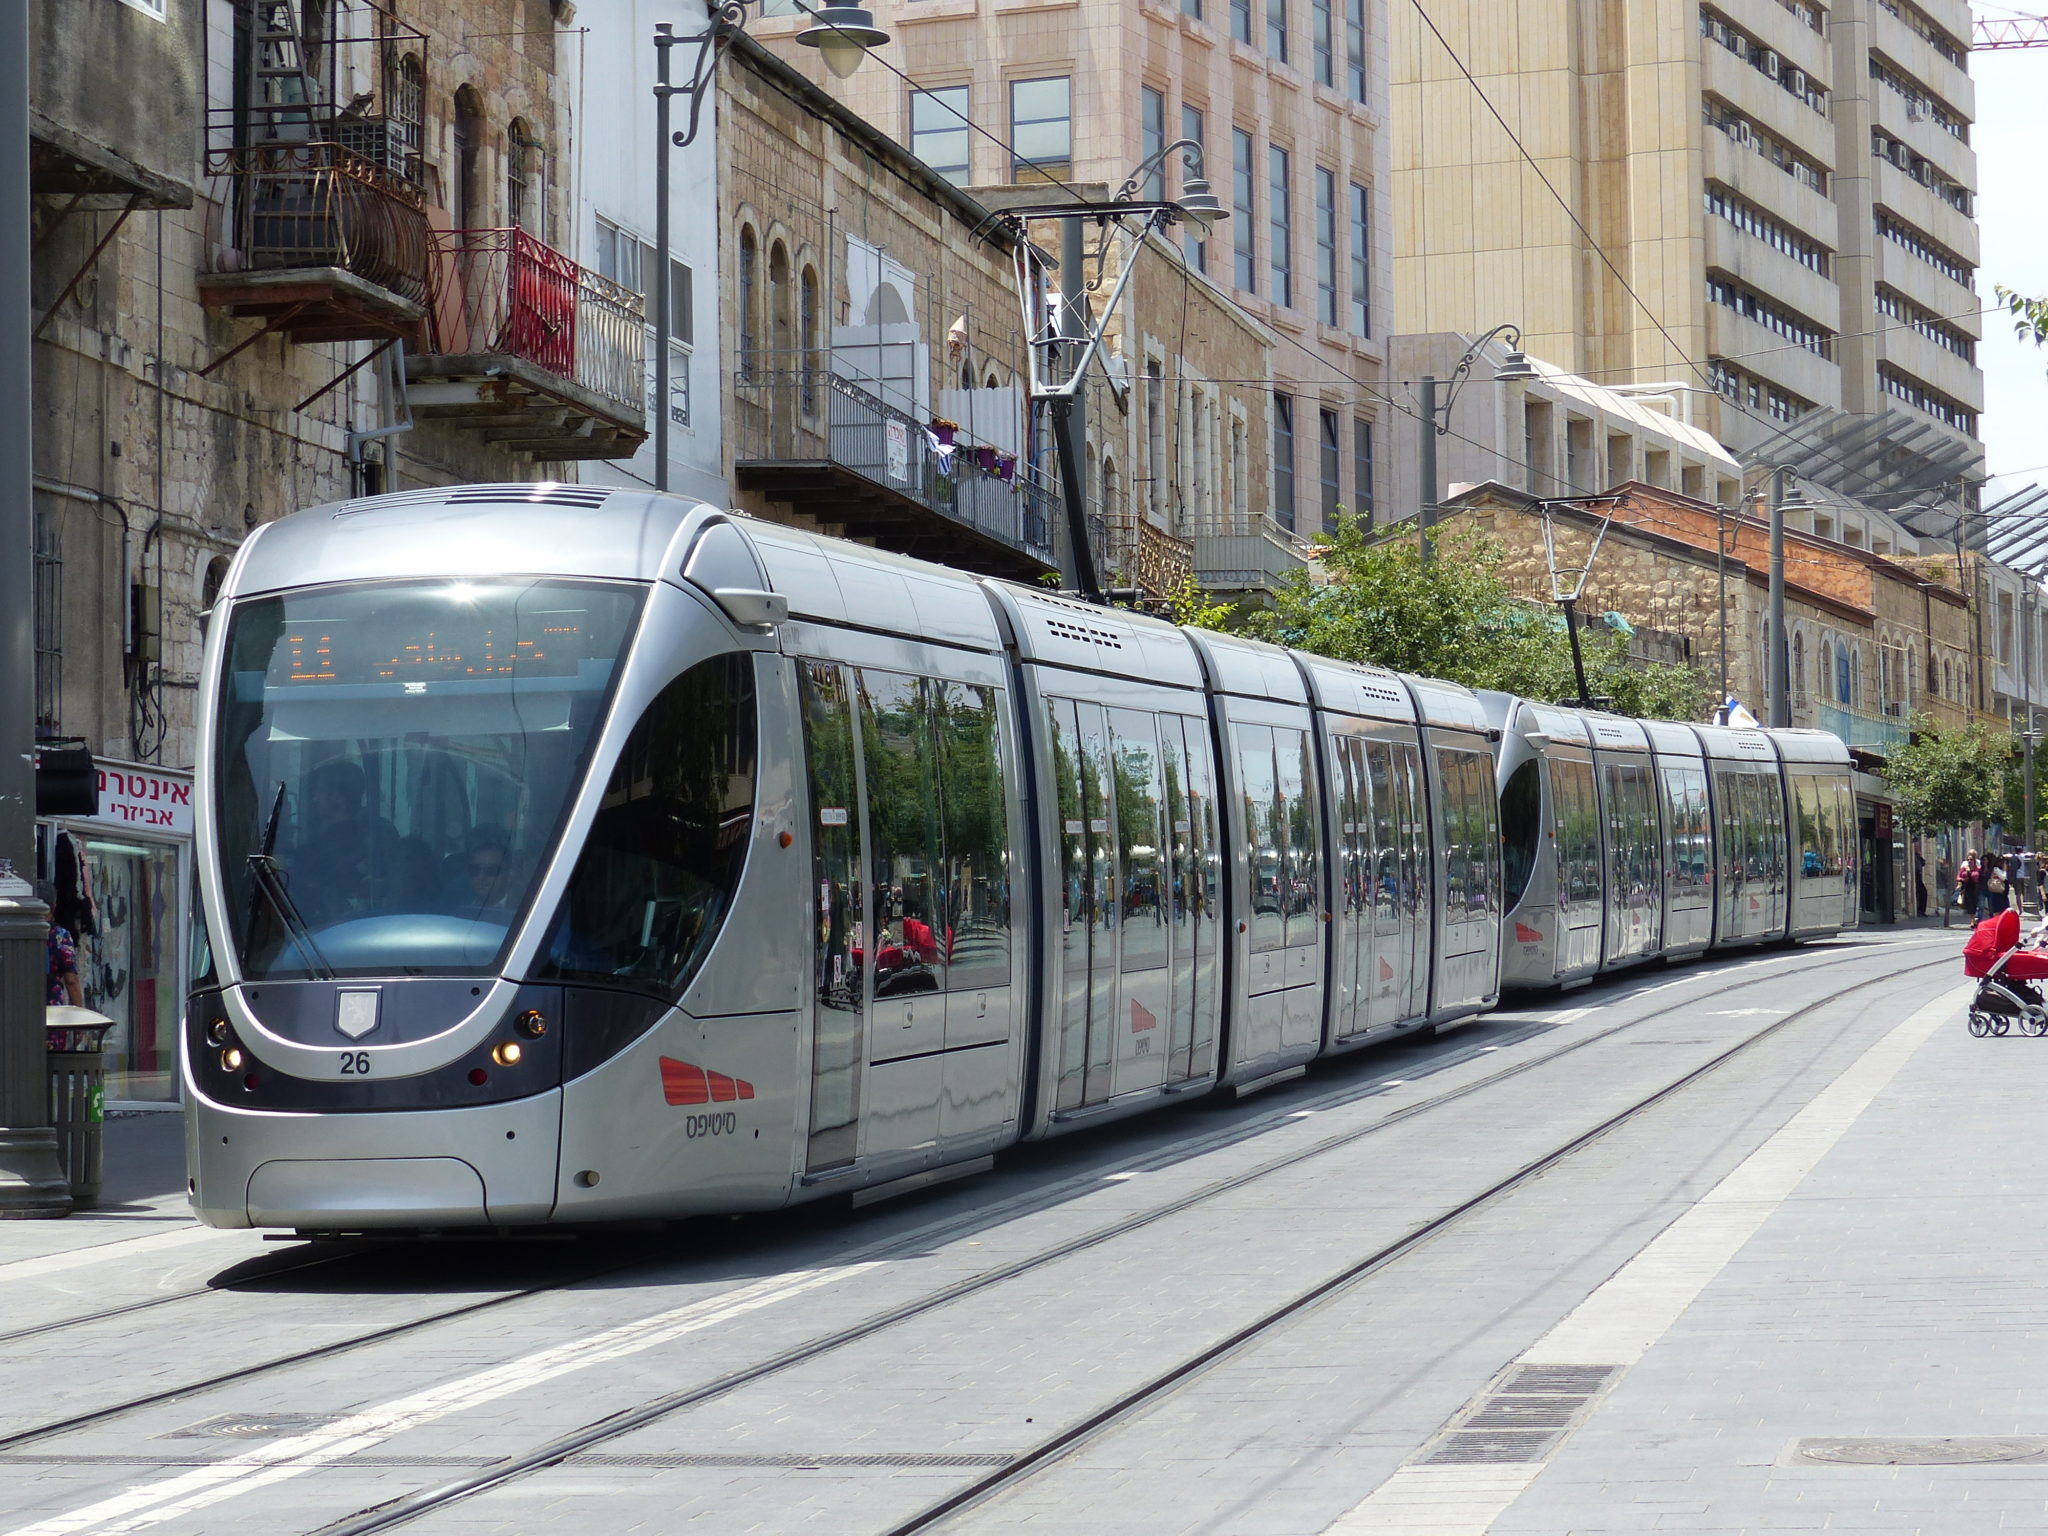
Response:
[[1963, 908, 2048, 1036]]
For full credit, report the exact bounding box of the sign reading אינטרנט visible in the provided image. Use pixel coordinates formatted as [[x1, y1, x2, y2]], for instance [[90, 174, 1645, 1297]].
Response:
[[86, 762, 194, 837]]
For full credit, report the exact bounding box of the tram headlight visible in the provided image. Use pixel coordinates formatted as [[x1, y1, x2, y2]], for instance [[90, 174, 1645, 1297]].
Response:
[[207, 1020, 231, 1046], [515, 1010, 547, 1039], [492, 1041, 523, 1067], [219, 1047, 244, 1072]]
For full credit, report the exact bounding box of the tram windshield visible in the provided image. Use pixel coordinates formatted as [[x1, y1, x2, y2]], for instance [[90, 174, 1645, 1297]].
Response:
[[213, 578, 644, 980]]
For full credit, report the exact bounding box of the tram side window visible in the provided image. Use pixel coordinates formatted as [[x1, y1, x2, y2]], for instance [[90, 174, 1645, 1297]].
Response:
[[1238, 725, 1286, 953], [1278, 727, 1321, 947], [1795, 776, 1823, 880], [1553, 757, 1600, 906], [798, 661, 861, 1165], [859, 671, 946, 998], [1500, 760, 1540, 910], [935, 681, 1011, 988], [537, 655, 757, 998], [1366, 742, 1400, 926], [1112, 711, 1169, 971]]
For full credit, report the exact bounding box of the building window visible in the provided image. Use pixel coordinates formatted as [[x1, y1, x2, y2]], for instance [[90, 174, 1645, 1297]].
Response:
[[1182, 104, 1207, 273], [1353, 417, 1374, 524], [769, 241, 792, 365], [1273, 392, 1296, 531], [1312, 0, 1335, 86], [1314, 167, 1338, 326], [1146, 359, 1167, 519], [1141, 86, 1166, 199], [1348, 181, 1370, 336], [799, 265, 819, 411], [1319, 409, 1341, 527], [1231, 0, 1252, 44], [507, 118, 544, 236], [452, 85, 484, 229], [1233, 128, 1256, 292], [1346, 0, 1367, 103], [1010, 77, 1072, 182], [1268, 145, 1292, 306], [737, 225, 758, 379], [910, 86, 971, 183], [1183, 0, 1202, 16], [1267, 0, 1288, 61], [391, 53, 425, 181]]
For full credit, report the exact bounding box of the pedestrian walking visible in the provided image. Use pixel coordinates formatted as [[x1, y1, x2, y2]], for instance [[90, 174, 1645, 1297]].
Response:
[[1987, 856, 2013, 916], [39, 882, 82, 1008], [1958, 850, 1982, 918]]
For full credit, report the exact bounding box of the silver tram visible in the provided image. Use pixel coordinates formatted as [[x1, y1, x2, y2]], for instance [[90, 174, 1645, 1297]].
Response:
[[1486, 692, 1859, 991], [183, 486, 1834, 1232]]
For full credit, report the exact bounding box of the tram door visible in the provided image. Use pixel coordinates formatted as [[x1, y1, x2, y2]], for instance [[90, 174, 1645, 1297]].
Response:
[[800, 660, 866, 1171], [1600, 757, 1661, 966], [1550, 755, 1603, 973]]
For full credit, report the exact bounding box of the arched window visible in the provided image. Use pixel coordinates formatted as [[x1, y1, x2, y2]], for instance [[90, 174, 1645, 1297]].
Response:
[[737, 226, 758, 379], [453, 86, 485, 229], [768, 241, 792, 362], [1819, 637, 1833, 701], [799, 264, 819, 412], [507, 117, 544, 235], [201, 556, 231, 613], [1102, 457, 1122, 525], [1793, 631, 1806, 700]]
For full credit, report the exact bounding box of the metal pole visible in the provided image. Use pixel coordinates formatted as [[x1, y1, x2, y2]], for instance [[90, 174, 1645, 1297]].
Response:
[[1715, 501, 1729, 710], [0, 0, 71, 1216], [652, 24, 675, 493], [2027, 580, 2037, 861], [1561, 596, 1591, 708], [1418, 373, 1438, 565], [1768, 467, 1790, 729], [1059, 215, 1093, 596]]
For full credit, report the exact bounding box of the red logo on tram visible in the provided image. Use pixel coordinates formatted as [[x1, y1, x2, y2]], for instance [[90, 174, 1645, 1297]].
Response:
[[660, 1058, 757, 1106], [1130, 999, 1158, 1033], [1515, 922, 1544, 943]]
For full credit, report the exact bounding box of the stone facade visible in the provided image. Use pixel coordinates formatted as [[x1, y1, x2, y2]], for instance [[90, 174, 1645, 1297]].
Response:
[[29, 0, 607, 770]]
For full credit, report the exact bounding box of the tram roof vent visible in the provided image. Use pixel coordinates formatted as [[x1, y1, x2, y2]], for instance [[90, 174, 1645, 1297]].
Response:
[[443, 484, 615, 510], [1044, 617, 1125, 650]]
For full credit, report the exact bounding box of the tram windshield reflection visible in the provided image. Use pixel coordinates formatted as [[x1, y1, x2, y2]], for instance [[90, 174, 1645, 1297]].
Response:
[[213, 578, 643, 980]]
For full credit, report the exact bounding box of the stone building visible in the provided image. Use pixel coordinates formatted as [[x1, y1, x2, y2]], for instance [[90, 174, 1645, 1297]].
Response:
[[27, 0, 634, 1100], [1391, 0, 1983, 480], [754, 0, 1392, 585]]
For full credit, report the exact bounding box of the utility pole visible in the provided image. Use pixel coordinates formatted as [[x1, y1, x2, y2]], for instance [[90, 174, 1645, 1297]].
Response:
[[1768, 468, 1790, 729], [1417, 374, 1438, 565], [1058, 214, 1096, 598], [1715, 501, 1729, 709], [2026, 579, 2038, 859], [652, 23, 675, 493], [0, 2, 71, 1216]]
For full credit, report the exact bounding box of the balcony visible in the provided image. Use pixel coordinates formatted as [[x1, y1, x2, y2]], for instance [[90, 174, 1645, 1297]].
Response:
[[199, 140, 431, 346], [1188, 517, 1318, 594], [731, 361, 1056, 579], [407, 229, 648, 461], [1105, 514, 1196, 602], [1818, 702, 1910, 754]]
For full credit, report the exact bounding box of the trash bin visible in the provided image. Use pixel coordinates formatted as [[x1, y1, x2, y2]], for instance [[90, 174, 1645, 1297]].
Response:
[[45, 1006, 114, 1210]]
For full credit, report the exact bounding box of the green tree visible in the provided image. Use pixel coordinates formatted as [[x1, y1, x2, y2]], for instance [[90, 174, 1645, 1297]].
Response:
[[1228, 519, 1711, 718], [1885, 717, 2010, 835]]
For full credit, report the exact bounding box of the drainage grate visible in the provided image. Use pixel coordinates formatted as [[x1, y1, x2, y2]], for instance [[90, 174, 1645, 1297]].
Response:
[[568, 1452, 1014, 1470], [161, 1413, 340, 1440], [1464, 1399, 1587, 1430], [1796, 1438, 2048, 1466], [1423, 1430, 1561, 1465], [1503, 1365, 1617, 1396]]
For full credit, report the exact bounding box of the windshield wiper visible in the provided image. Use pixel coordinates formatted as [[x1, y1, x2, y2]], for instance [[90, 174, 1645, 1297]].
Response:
[[245, 851, 336, 981]]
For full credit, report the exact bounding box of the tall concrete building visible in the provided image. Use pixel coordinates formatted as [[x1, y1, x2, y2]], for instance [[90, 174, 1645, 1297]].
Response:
[[1391, 0, 1983, 487], [756, 0, 1393, 577]]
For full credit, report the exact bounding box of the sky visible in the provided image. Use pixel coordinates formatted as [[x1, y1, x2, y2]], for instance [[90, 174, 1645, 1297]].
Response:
[[1972, 5, 2048, 502]]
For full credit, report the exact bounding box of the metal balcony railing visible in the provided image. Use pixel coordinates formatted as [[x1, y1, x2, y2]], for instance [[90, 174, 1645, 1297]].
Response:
[[732, 362, 1053, 562], [428, 228, 646, 416], [205, 140, 432, 306], [1818, 701, 1910, 752], [1183, 516, 1317, 591], [1104, 513, 1196, 598]]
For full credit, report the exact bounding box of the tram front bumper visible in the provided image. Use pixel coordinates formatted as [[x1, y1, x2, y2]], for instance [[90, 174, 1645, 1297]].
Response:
[[186, 1089, 562, 1231]]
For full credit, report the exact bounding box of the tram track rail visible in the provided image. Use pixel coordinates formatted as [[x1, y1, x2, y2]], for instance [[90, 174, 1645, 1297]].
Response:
[[0, 938, 1953, 1503], [253, 939, 1957, 1536]]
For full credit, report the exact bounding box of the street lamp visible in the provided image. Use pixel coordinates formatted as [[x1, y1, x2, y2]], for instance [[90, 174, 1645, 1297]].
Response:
[[1002, 141, 1228, 603], [1419, 322, 1529, 564], [650, 3, 890, 490]]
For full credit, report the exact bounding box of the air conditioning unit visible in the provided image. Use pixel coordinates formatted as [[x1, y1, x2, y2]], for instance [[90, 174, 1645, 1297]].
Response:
[[1905, 97, 1925, 122], [1731, 121, 1754, 147], [1787, 68, 1807, 95], [1761, 49, 1781, 79]]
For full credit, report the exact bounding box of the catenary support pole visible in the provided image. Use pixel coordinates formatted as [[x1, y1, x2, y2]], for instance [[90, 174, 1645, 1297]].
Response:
[[1059, 214, 1095, 598], [1715, 501, 1729, 708], [1418, 374, 1438, 565], [652, 25, 674, 493], [1768, 468, 1790, 729], [0, 1, 72, 1217], [1561, 595, 1591, 709], [2026, 580, 2037, 869]]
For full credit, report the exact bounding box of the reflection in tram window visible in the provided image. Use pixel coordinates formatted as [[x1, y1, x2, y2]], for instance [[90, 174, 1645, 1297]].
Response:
[[1179, 718, 1222, 1076], [1278, 728, 1320, 947], [1238, 725, 1285, 953], [1551, 757, 1600, 907], [538, 654, 758, 997], [935, 681, 1011, 988], [1499, 759, 1540, 909], [799, 660, 862, 1168], [215, 579, 643, 979], [1112, 712, 1168, 971], [1367, 743, 1399, 927], [1049, 701, 1091, 1110], [859, 671, 945, 998]]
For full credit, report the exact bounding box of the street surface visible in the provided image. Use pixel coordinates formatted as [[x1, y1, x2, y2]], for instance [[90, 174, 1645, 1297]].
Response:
[[1, 929, 2025, 1535]]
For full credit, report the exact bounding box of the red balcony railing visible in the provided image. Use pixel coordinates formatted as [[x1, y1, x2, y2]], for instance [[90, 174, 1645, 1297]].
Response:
[[427, 228, 645, 415]]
